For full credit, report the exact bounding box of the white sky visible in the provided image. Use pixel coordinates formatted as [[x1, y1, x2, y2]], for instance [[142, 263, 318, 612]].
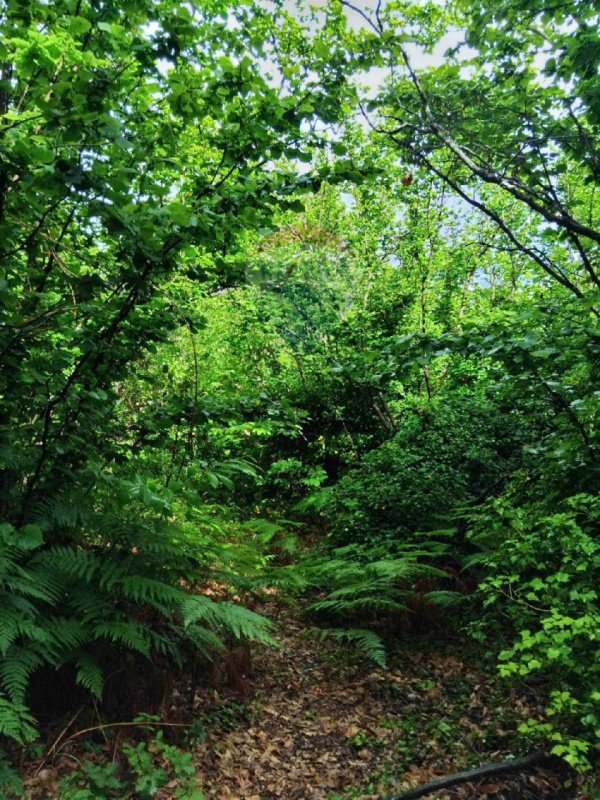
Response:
[[279, 0, 468, 97]]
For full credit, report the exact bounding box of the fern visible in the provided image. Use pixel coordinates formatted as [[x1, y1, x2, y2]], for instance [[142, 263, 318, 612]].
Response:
[[301, 540, 454, 666], [30, 494, 88, 530], [181, 595, 226, 628], [217, 602, 277, 645], [183, 624, 226, 655], [147, 632, 186, 668], [0, 695, 37, 745], [121, 576, 185, 608], [0, 608, 43, 657], [0, 649, 44, 703], [0, 747, 23, 797], [309, 596, 406, 614], [67, 588, 114, 623], [42, 618, 91, 655], [423, 590, 462, 607], [98, 558, 133, 592], [181, 595, 277, 646], [307, 628, 387, 668], [35, 547, 101, 583], [94, 621, 152, 656], [73, 652, 104, 698], [305, 548, 434, 618], [0, 507, 279, 748], [2, 573, 62, 604]]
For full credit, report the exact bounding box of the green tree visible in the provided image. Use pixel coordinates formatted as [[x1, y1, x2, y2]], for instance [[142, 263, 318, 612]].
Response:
[[338, 0, 600, 308], [0, 0, 352, 744]]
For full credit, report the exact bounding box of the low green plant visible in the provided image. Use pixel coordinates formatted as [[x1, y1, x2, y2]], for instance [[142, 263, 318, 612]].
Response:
[[58, 732, 204, 800], [0, 750, 23, 799], [58, 762, 122, 800], [327, 783, 379, 800], [203, 700, 252, 731], [184, 719, 208, 745], [346, 729, 389, 749]]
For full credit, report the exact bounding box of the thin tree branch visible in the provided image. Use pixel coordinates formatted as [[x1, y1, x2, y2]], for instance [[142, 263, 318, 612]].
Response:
[[396, 46, 600, 244]]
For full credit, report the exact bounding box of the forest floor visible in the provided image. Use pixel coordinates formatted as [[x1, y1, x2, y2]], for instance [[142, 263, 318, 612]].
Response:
[[191, 604, 580, 800], [22, 602, 587, 800]]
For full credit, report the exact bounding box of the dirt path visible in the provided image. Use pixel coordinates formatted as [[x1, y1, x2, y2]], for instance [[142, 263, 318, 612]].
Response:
[[192, 609, 576, 800]]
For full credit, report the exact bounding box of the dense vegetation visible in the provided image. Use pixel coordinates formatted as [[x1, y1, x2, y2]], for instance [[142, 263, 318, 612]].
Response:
[[0, 0, 598, 795]]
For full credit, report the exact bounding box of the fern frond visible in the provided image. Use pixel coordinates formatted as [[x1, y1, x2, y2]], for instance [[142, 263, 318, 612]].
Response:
[[307, 628, 387, 668], [0, 610, 47, 657], [96, 558, 131, 592], [0, 746, 24, 794], [217, 602, 277, 645], [0, 649, 44, 702], [35, 548, 100, 583], [0, 595, 38, 618], [423, 590, 462, 607], [42, 617, 91, 654], [66, 589, 113, 623], [0, 552, 20, 580], [73, 652, 104, 698], [367, 559, 433, 580], [0, 693, 38, 744], [314, 580, 396, 600], [182, 624, 226, 655], [30, 495, 88, 530], [3, 570, 63, 604], [181, 596, 276, 646], [94, 621, 151, 657], [145, 630, 185, 667], [180, 595, 226, 628], [120, 576, 184, 608], [308, 597, 405, 614]]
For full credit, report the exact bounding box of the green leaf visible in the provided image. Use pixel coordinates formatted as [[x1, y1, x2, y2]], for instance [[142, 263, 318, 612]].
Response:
[[68, 16, 92, 35]]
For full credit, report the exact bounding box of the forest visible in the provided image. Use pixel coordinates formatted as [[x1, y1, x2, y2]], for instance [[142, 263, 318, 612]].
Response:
[[0, 0, 599, 797]]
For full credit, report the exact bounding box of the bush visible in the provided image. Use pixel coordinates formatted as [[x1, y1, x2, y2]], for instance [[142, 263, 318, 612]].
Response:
[[467, 493, 600, 769], [325, 390, 518, 546]]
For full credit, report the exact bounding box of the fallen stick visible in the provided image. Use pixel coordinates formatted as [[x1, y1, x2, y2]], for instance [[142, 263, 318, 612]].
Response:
[[385, 750, 555, 800]]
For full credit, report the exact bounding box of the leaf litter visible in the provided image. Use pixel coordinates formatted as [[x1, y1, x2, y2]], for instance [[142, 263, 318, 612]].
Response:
[[20, 602, 590, 800], [188, 604, 586, 800]]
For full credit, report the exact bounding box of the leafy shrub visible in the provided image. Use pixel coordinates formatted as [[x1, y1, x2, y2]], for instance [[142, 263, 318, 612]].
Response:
[[325, 390, 518, 546], [467, 493, 600, 769]]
